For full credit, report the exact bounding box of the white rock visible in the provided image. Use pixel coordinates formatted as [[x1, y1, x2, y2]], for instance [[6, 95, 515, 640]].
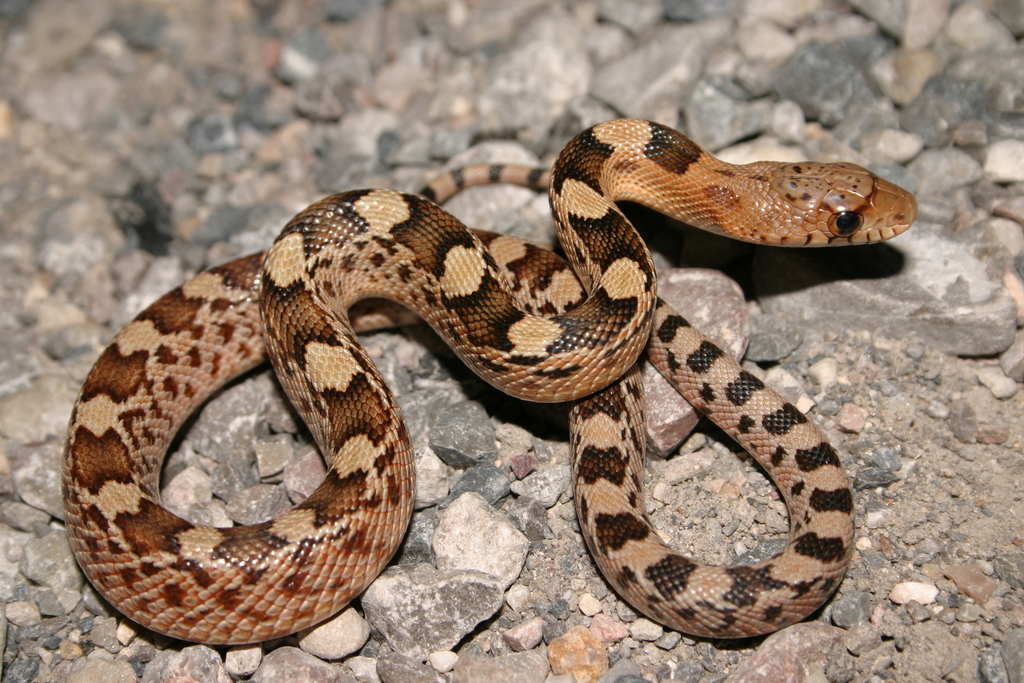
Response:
[[889, 581, 939, 605], [578, 592, 603, 617], [162, 466, 213, 512], [298, 607, 370, 660], [505, 584, 531, 613], [225, 644, 262, 678], [429, 651, 459, 673], [433, 492, 529, 589], [976, 366, 1019, 399], [985, 140, 1024, 184], [627, 617, 664, 641], [808, 357, 839, 389]]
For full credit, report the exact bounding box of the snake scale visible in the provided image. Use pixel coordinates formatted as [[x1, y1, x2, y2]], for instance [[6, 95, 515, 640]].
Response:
[[63, 119, 916, 644]]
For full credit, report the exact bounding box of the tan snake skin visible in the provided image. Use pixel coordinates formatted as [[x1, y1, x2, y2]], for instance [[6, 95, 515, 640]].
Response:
[[63, 119, 917, 644]]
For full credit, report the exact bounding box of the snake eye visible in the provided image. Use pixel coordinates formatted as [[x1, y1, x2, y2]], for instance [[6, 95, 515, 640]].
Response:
[[829, 211, 863, 236]]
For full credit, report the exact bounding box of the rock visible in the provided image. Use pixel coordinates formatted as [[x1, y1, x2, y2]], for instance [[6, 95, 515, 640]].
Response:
[[503, 615, 546, 652], [451, 650, 549, 683], [433, 492, 529, 589], [9, 440, 64, 520], [985, 140, 1024, 184], [977, 366, 1018, 399], [892, 622, 978, 682], [756, 219, 1017, 357], [901, 76, 988, 147], [142, 644, 231, 683], [19, 531, 84, 592], [298, 607, 371, 661], [903, 0, 951, 49], [889, 581, 939, 604], [361, 563, 503, 659], [908, 147, 984, 196], [225, 484, 291, 525], [508, 465, 570, 507], [589, 614, 630, 644], [376, 652, 439, 683], [428, 402, 498, 469], [477, 9, 590, 146], [774, 42, 876, 127], [683, 79, 773, 152], [248, 646, 344, 683], [591, 19, 731, 122], [831, 590, 874, 628], [66, 658, 138, 683], [443, 463, 510, 507], [944, 1, 1017, 51], [723, 623, 845, 683], [547, 625, 608, 683], [224, 645, 262, 679], [1002, 629, 1024, 683], [993, 553, 1024, 589]]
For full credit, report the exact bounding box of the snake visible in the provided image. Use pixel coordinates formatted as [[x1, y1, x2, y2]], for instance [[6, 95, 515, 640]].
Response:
[[62, 119, 916, 644]]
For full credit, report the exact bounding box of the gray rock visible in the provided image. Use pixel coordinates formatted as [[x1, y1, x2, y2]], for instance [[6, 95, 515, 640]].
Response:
[[995, 0, 1024, 36], [1001, 631, 1024, 683], [993, 554, 1024, 589], [376, 652, 439, 683], [0, 500, 51, 532], [361, 563, 504, 659], [661, 0, 737, 21], [186, 112, 239, 154], [596, 0, 662, 35], [509, 465, 570, 508], [443, 464, 510, 507], [428, 401, 498, 469], [756, 219, 1017, 357], [248, 646, 345, 683], [225, 484, 291, 525], [683, 79, 772, 152], [854, 467, 900, 489], [393, 508, 438, 566], [505, 496, 550, 542], [66, 657, 138, 683], [746, 314, 803, 362], [907, 148, 984, 197], [591, 19, 732, 121], [597, 658, 642, 683], [848, 0, 906, 38], [774, 42, 877, 127], [326, 0, 385, 22], [0, 333, 42, 400], [477, 9, 590, 147], [980, 646, 1010, 683], [451, 650, 549, 683], [20, 532, 84, 592], [900, 76, 989, 147], [434, 492, 529, 590], [830, 590, 874, 628]]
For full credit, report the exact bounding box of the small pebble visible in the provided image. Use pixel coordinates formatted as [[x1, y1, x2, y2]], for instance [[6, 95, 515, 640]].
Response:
[[889, 581, 939, 605]]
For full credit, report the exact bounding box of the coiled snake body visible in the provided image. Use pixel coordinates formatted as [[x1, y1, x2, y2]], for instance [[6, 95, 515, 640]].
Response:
[[63, 119, 916, 644]]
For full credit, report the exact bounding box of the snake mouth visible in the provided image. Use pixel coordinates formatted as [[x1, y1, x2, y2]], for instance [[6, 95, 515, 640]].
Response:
[[866, 176, 917, 243]]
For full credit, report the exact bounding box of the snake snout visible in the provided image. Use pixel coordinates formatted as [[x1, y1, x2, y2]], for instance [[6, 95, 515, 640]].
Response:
[[872, 176, 917, 238]]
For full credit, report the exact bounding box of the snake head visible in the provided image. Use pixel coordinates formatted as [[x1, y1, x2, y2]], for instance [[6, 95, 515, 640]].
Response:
[[770, 162, 917, 245]]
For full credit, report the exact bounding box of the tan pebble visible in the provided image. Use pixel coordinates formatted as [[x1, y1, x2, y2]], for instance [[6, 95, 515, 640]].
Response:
[[889, 581, 939, 605], [836, 403, 868, 433], [942, 563, 997, 603], [548, 625, 608, 683]]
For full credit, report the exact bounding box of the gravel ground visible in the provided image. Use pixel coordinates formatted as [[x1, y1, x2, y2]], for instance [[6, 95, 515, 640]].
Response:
[[1, 0, 1024, 681]]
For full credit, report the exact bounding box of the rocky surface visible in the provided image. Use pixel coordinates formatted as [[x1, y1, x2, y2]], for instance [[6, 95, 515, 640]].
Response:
[[0, 0, 1023, 681]]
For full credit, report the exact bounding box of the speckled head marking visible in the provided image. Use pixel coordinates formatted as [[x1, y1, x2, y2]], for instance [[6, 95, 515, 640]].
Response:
[[65, 118, 914, 644]]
